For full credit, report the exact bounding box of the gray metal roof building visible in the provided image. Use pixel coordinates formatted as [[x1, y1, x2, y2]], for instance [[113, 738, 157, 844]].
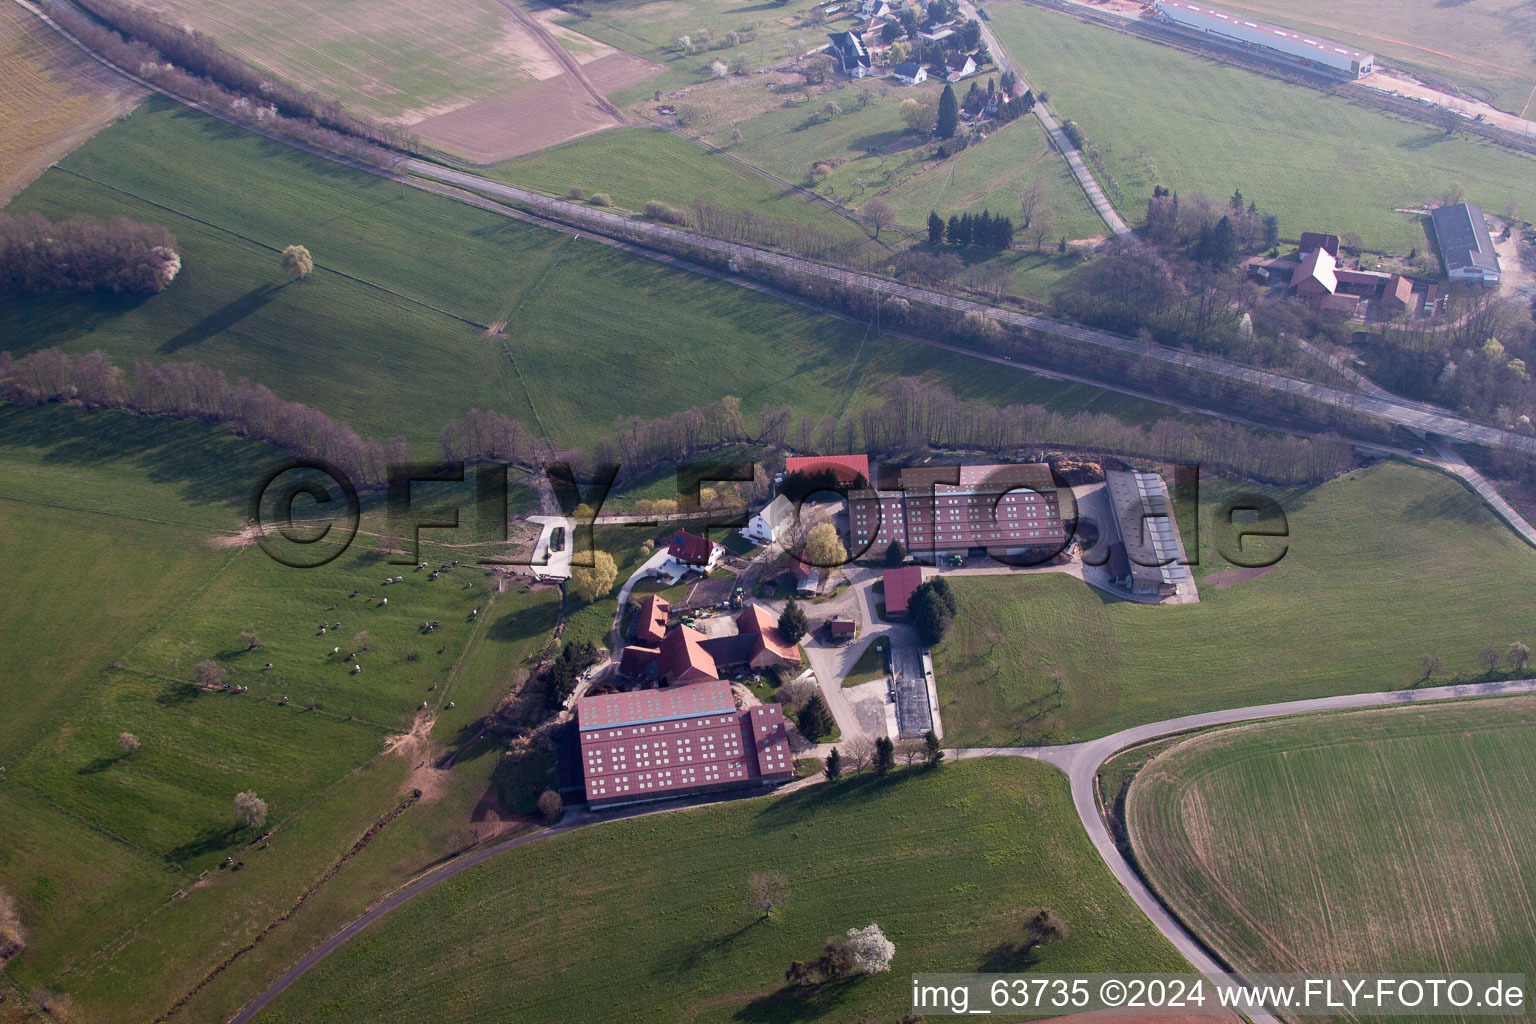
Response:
[[1429, 203, 1501, 286]]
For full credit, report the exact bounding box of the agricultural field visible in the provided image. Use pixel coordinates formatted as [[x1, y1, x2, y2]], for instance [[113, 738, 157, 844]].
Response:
[[0, 403, 561, 1021], [987, 2, 1536, 253], [0, 98, 1180, 454], [0, 3, 140, 201], [933, 461, 1536, 745], [487, 126, 870, 239], [1127, 698, 1536, 994], [130, 0, 617, 122], [1217, 0, 1536, 117], [251, 758, 1187, 1024]]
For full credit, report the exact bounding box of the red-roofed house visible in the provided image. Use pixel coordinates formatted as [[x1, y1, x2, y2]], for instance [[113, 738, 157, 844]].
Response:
[[1299, 232, 1340, 257], [665, 529, 722, 573], [783, 454, 870, 485], [699, 604, 801, 675], [657, 625, 719, 686], [634, 594, 669, 647], [1379, 274, 1414, 315], [618, 645, 660, 683], [1291, 247, 1338, 302], [793, 557, 819, 596], [735, 604, 801, 665], [576, 681, 793, 807], [883, 566, 924, 617]]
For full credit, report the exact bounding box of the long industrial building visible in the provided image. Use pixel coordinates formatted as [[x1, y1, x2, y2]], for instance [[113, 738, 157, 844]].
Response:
[[849, 462, 1068, 561], [1153, 1, 1374, 79], [1430, 203, 1502, 287]]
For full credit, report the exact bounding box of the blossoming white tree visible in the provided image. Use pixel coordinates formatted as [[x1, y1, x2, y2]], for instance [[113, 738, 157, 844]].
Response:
[[845, 923, 895, 974]]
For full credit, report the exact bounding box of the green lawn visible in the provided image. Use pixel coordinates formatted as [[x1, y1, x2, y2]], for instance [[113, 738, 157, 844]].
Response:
[[934, 461, 1536, 745], [253, 758, 1186, 1024], [0, 97, 1178, 453], [841, 640, 887, 687], [1128, 697, 1536, 992], [988, 2, 1536, 252], [0, 404, 561, 1021]]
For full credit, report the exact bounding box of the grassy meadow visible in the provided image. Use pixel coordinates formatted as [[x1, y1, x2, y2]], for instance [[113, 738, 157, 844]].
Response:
[[0, 404, 561, 1021], [253, 758, 1187, 1024], [0, 97, 1179, 454], [1128, 698, 1536, 994], [987, 2, 1536, 252], [933, 461, 1536, 745]]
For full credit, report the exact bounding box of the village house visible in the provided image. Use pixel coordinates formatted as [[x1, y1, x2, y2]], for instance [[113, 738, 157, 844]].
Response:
[[633, 593, 669, 647], [742, 493, 795, 546], [826, 30, 872, 77], [944, 52, 976, 82], [893, 60, 928, 85], [664, 529, 723, 574]]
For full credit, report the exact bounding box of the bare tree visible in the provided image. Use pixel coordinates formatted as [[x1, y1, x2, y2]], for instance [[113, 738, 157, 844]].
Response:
[[238, 630, 261, 651], [0, 888, 24, 965], [748, 871, 791, 919], [1481, 646, 1502, 673], [1420, 653, 1444, 681], [194, 660, 226, 688], [897, 738, 925, 766], [1019, 178, 1045, 229], [234, 791, 268, 828], [863, 199, 895, 241], [537, 789, 563, 822], [117, 732, 140, 756], [844, 736, 875, 773], [1030, 210, 1054, 252], [1509, 642, 1532, 673]]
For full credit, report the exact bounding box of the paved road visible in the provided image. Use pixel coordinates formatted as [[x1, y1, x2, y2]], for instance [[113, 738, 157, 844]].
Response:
[[408, 160, 1536, 456], [959, 0, 1137, 242], [1429, 437, 1536, 546], [959, 677, 1536, 1024]]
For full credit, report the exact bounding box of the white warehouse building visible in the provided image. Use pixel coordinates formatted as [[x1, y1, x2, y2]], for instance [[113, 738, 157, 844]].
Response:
[[1153, 1, 1374, 78]]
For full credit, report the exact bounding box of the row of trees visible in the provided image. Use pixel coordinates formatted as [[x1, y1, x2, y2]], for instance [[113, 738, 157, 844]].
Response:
[[926, 208, 1016, 249], [3, 348, 408, 489], [824, 730, 943, 778], [687, 201, 867, 265], [0, 212, 180, 295], [51, 5, 411, 169]]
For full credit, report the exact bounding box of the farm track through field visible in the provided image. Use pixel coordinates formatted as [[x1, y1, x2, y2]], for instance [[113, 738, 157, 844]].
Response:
[[492, 0, 625, 127]]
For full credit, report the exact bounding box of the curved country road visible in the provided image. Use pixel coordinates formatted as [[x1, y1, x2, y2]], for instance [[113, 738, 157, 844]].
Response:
[[226, 678, 1536, 1023], [963, 677, 1536, 1024]]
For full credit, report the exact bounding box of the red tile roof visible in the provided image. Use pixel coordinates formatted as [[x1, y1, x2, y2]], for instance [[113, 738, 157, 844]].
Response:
[[667, 530, 714, 566], [618, 645, 660, 680], [658, 625, 719, 685], [1299, 232, 1340, 257], [577, 684, 793, 805], [576, 679, 735, 731], [736, 604, 799, 662], [884, 566, 924, 616], [634, 594, 669, 646], [851, 463, 1068, 554], [784, 454, 870, 484]]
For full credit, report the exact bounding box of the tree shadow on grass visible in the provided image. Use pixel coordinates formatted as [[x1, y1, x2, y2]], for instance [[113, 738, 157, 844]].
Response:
[[160, 283, 283, 353], [977, 939, 1044, 973], [733, 976, 866, 1022], [167, 824, 244, 865], [76, 753, 129, 775], [156, 682, 203, 707]]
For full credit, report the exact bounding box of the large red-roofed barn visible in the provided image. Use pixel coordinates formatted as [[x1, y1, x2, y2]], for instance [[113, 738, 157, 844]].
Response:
[[784, 454, 870, 484], [576, 681, 793, 807], [883, 566, 924, 617]]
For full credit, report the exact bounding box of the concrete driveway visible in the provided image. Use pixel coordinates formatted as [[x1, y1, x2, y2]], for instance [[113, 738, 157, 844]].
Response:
[[527, 516, 574, 580]]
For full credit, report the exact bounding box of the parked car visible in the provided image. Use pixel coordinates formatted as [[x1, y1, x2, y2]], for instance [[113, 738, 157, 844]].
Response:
[[550, 526, 565, 552]]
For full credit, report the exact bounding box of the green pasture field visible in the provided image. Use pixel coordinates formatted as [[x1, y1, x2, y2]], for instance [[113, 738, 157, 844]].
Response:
[[0, 404, 560, 1021], [253, 757, 1186, 1024], [1127, 698, 1536, 994], [0, 98, 1176, 452], [933, 461, 1536, 745], [1215, 0, 1536, 117], [841, 640, 887, 687], [987, 3, 1536, 252]]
